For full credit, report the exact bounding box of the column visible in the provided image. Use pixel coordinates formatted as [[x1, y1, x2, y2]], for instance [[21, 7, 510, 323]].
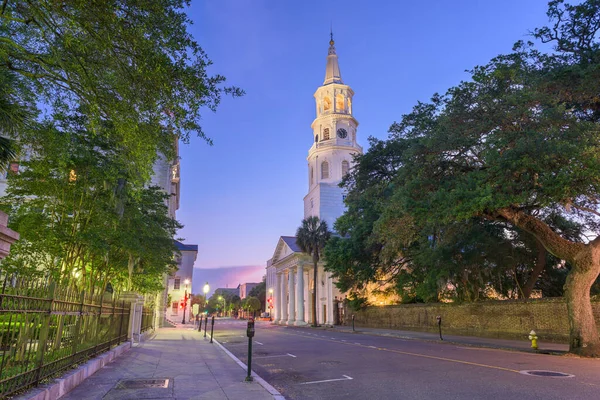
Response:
[[287, 268, 296, 324], [280, 271, 288, 323], [326, 272, 334, 326], [295, 264, 306, 325], [275, 273, 282, 322]]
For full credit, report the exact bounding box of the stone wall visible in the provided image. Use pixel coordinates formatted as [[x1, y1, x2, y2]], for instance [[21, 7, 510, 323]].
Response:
[[346, 298, 600, 343]]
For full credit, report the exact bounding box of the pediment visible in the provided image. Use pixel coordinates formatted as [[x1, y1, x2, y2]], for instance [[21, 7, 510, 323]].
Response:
[[271, 236, 301, 264]]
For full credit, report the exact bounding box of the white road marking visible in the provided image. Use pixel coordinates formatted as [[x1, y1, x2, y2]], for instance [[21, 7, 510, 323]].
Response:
[[255, 341, 264, 345], [287, 353, 297, 358], [341, 340, 346, 342], [254, 354, 296, 359], [368, 346, 377, 349], [299, 375, 353, 385], [354, 343, 360, 345]]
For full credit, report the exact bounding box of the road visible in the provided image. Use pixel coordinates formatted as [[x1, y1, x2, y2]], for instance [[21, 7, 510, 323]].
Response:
[[204, 319, 600, 400]]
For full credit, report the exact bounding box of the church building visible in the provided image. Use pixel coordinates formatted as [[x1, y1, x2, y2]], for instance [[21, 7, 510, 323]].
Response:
[[266, 34, 362, 326]]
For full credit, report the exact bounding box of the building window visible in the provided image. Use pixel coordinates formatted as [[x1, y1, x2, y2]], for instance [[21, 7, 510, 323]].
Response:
[[311, 198, 314, 209], [342, 160, 349, 177], [310, 167, 314, 186], [321, 161, 329, 179], [336, 93, 344, 112], [174, 278, 181, 290], [172, 302, 178, 314], [323, 97, 331, 111], [323, 128, 330, 140], [315, 134, 319, 142]]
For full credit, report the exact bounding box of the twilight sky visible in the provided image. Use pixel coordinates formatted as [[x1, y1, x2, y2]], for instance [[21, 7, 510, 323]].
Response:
[[179, 0, 557, 294]]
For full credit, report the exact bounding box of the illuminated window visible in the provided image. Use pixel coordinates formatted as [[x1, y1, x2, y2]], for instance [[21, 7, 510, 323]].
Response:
[[323, 97, 331, 111], [321, 161, 329, 179], [342, 160, 349, 176], [323, 128, 330, 140], [336, 94, 344, 111]]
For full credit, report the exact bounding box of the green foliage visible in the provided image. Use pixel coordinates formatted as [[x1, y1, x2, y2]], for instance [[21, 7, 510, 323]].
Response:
[[248, 279, 266, 311], [244, 296, 262, 313]]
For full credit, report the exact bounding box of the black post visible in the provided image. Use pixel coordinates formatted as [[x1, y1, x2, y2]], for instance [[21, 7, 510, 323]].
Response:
[[210, 316, 215, 343], [437, 315, 443, 341], [198, 315, 203, 332], [245, 317, 255, 382], [204, 315, 208, 338], [352, 314, 355, 332]]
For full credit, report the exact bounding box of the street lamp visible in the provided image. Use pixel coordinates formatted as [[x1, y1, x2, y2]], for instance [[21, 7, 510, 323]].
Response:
[[203, 282, 210, 314], [268, 288, 274, 321], [182, 278, 190, 324]]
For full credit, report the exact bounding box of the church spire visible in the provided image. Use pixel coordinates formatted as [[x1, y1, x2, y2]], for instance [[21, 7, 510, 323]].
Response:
[[324, 32, 343, 85]]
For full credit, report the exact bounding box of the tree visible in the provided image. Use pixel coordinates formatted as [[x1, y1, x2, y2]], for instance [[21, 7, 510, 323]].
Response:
[[245, 296, 262, 317], [1, 0, 243, 174], [248, 279, 266, 311], [378, 0, 600, 355], [296, 216, 331, 326]]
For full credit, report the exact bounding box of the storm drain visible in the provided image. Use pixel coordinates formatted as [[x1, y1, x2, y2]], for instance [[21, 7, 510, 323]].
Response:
[[520, 370, 574, 378], [116, 378, 170, 389]]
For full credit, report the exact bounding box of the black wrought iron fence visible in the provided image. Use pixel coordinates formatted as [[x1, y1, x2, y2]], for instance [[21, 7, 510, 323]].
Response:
[[0, 276, 130, 398], [141, 307, 154, 333]]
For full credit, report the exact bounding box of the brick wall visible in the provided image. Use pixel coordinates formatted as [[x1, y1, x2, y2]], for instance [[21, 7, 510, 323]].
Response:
[[345, 298, 600, 343]]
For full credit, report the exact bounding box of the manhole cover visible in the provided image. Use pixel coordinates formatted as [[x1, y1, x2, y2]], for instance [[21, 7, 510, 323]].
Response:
[[520, 370, 574, 378], [117, 378, 170, 389]]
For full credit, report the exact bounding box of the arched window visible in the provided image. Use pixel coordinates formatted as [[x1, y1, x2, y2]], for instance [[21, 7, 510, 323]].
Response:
[[323, 128, 330, 140], [323, 97, 331, 111], [315, 134, 319, 142], [321, 161, 329, 179], [342, 160, 349, 177], [336, 94, 344, 112]]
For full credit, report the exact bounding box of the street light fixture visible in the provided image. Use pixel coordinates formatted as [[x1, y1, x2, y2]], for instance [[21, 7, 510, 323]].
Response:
[[268, 288, 274, 321], [182, 278, 190, 324], [203, 282, 210, 314]]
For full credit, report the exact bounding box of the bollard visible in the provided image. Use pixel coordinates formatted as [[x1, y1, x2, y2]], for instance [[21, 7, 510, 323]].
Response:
[[210, 316, 215, 343], [198, 315, 203, 332], [528, 330, 538, 350], [436, 315, 443, 341], [245, 317, 255, 382], [352, 314, 355, 332], [204, 315, 208, 338]]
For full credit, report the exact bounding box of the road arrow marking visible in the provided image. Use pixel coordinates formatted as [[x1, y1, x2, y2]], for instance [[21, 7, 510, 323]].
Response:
[[299, 375, 353, 385]]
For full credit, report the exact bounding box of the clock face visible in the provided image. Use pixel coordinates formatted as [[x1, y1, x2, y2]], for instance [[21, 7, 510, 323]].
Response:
[[337, 128, 348, 139]]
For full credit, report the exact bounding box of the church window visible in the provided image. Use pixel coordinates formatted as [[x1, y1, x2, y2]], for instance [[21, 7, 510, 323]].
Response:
[[310, 198, 314, 209], [315, 134, 319, 142], [342, 160, 349, 176], [336, 94, 344, 112], [321, 161, 329, 179], [348, 97, 352, 114], [323, 97, 331, 111], [310, 167, 314, 186], [323, 128, 330, 140]]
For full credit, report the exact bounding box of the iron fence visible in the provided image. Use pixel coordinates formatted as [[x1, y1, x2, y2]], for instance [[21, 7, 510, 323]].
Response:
[[0, 276, 130, 398]]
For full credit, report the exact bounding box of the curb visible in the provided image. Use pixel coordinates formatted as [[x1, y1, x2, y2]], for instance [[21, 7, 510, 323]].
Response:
[[16, 341, 132, 400], [211, 336, 285, 400]]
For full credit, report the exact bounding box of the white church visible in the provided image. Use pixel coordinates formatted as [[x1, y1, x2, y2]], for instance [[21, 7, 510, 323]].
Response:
[[266, 34, 362, 326]]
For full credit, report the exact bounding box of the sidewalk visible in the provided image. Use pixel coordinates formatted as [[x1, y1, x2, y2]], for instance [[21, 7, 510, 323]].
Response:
[[59, 325, 277, 400], [314, 324, 569, 354]]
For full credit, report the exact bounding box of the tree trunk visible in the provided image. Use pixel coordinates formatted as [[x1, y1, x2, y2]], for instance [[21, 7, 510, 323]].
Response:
[[497, 208, 600, 356], [312, 253, 319, 327], [564, 246, 600, 357], [522, 239, 547, 299]]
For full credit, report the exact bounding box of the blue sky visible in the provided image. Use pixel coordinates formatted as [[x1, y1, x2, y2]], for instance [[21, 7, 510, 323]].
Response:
[[180, 0, 557, 294]]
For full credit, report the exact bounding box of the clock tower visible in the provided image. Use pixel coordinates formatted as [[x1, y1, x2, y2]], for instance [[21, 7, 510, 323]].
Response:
[[303, 34, 363, 230]]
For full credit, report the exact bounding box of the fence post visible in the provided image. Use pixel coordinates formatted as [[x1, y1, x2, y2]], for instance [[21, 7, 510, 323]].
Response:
[[34, 281, 55, 385], [71, 290, 86, 362]]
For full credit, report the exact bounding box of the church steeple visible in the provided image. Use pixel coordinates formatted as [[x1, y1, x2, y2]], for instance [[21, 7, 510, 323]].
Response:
[[324, 32, 342, 85]]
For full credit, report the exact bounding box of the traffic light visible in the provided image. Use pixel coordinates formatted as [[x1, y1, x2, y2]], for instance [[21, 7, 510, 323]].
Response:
[[179, 301, 184, 309]]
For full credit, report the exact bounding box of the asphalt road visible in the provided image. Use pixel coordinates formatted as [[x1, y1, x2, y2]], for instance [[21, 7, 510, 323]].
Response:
[[207, 319, 600, 400]]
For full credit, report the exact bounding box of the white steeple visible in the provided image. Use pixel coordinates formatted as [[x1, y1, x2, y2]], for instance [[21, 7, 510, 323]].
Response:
[[324, 32, 342, 85], [303, 34, 362, 230]]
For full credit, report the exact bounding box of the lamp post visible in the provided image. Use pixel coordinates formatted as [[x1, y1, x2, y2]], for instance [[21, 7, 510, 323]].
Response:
[[203, 282, 210, 314], [268, 288, 274, 321], [182, 278, 190, 324]]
